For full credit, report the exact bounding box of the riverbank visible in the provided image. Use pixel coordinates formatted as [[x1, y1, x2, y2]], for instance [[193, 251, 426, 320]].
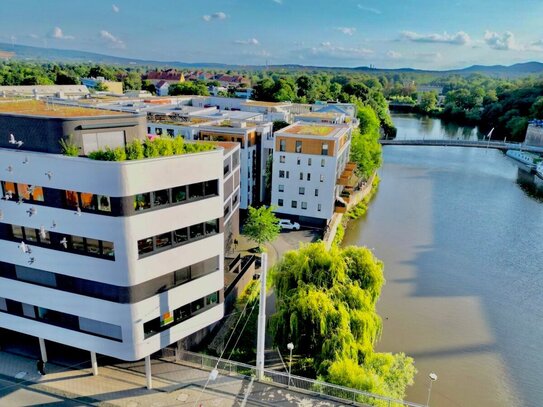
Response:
[[323, 173, 379, 248]]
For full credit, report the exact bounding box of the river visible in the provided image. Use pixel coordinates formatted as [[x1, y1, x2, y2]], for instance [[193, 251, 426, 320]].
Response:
[[342, 114, 543, 407]]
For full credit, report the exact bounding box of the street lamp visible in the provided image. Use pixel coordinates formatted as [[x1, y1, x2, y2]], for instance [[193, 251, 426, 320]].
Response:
[[287, 342, 294, 388], [426, 372, 438, 406]]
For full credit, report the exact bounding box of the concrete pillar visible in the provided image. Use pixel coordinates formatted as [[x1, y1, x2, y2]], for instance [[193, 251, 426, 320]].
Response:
[[256, 253, 268, 381], [145, 355, 152, 389], [38, 338, 47, 363], [90, 352, 98, 376]]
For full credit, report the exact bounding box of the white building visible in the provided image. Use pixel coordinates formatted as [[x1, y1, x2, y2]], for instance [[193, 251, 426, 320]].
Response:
[[0, 101, 225, 367], [271, 122, 353, 226]]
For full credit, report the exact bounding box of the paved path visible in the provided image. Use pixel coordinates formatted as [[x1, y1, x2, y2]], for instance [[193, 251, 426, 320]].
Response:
[[0, 351, 349, 406]]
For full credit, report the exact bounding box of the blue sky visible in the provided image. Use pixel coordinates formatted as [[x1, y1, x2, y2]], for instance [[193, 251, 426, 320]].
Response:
[[1, 0, 543, 69]]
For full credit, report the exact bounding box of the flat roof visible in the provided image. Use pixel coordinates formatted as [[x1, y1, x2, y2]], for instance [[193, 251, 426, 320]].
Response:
[[282, 123, 337, 137], [295, 112, 341, 119], [241, 100, 291, 107], [0, 100, 125, 118]]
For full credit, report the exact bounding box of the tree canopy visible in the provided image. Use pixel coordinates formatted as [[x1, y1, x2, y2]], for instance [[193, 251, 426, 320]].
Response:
[[271, 243, 415, 404], [242, 205, 280, 249]]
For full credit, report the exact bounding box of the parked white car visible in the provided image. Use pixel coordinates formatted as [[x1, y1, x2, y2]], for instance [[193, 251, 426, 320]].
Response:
[[278, 219, 301, 231]]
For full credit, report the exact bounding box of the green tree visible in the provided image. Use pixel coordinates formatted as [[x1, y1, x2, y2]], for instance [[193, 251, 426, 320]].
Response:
[[169, 81, 209, 96], [419, 91, 438, 113], [123, 71, 142, 91], [242, 205, 280, 250], [270, 243, 415, 404]]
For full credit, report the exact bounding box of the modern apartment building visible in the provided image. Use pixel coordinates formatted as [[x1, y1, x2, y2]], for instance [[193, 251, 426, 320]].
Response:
[[271, 121, 352, 226], [0, 101, 225, 364]]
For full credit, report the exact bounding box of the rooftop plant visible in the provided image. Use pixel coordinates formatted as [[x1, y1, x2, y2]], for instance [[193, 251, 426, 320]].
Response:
[[87, 136, 215, 161], [59, 135, 79, 157]]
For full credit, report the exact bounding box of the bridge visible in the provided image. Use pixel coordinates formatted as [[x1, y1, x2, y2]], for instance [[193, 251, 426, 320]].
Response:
[[379, 138, 543, 154]]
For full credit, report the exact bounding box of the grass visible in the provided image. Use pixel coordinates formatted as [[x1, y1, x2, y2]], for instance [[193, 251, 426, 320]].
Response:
[[285, 124, 336, 136], [0, 100, 123, 117]]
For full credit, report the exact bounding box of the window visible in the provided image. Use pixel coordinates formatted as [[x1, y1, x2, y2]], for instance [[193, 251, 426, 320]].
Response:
[[278, 184, 284, 192], [291, 200, 297, 208], [102, 240, 115, 257], [153, 189, 170, 206], [280, 155, 286, 163], [205, 219, 219, 235], [320, 175, 324, 182], [301, 202, 307, 210], [167, 129, 174, 136], [321, 143, 329, 156], [295, 140, 302, 153], [2, 182, 17, 200], [155, 233, 172, 249], [174, 227, 189, 244], [204, 180, 218, 196], [224, 164, 230, 175], [299, 187, 305, 195], [190, 223, 204, 239], [206, 292, 219, 305], [318, 204, 322, 211], [138, 238, 154, 255], [155, 128, 163, 136], [17, 184, 44, 202], [279, 139, 286, 152], [71, 236, 85, 251], [299, 172, 303, 180], [80, 193, 97, 210], [11, 225, 24, 240], [321, 158, 326, 167], [25, 228, 38, 242], [297, 157, 301, 165], [191, 298, 205, 314], [174, 267, 190, 284], [65, 191, 79, 208], [188, 183, 204, 200], [278, 199, 284, 207], [308, 158, 312, 166], [134, 193, 151, 211], [86, 238, 101, 255], [172, 186, 187, 203], [279, 170, 285, 178], [307, 173, 311, 181], [97, 195, 111, 212], [315, 189, 319, 197], [286, 171, 290, 179]]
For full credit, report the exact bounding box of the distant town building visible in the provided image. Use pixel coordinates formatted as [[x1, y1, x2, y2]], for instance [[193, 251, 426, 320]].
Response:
[[154, 80, 170, 96], [81, 77, 123, 94], [144, 69, 185, 85], [525, 121, 543, 147]]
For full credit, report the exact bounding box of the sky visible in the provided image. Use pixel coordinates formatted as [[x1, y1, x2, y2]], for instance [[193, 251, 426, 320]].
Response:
[[1, 0, 543, 70]]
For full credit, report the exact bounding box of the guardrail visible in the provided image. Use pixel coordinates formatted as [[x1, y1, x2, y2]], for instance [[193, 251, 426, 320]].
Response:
[[176, 350, 426, 407]]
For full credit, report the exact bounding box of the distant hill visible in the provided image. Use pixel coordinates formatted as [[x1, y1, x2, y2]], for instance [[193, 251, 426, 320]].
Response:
[[1, 42, 542, 78]]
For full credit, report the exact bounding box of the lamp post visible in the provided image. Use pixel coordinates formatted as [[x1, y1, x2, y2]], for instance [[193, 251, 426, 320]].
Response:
[[287, 342, 294, 388], [426, 372, 438, 406]]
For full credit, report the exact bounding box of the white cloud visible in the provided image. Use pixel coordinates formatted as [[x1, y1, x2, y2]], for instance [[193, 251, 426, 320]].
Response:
[[272, 0, 282, 4], [235, 38, 259, 45], [112, 4, 120, 13], [28, 34, 39, 39], [100, 30, 125, 49], [386, 50, 402, 59], [401, 31, 470, 45], [484, 31, 517, 51], [415, 52, 443, 61], [357, 4, 381, 14], [49, 27, 74, 40], [300, 41, 374, 61], [335, 27, 356, 36], [203, 11, 227, 22]]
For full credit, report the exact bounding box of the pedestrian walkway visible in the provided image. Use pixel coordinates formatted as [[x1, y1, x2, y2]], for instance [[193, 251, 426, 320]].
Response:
[[0, 350, 351, 406]]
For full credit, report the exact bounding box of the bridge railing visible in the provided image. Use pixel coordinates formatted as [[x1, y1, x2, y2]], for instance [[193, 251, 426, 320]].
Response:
[[175, 350, 426, 407]]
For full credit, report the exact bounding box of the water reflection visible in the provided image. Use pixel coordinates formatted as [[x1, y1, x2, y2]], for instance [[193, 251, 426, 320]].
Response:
[[392, 112, 484, 141], [517, 169, 543, 202]]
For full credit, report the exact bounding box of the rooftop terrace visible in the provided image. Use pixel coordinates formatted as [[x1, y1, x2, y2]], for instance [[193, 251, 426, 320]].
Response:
[[0, 100, 125, 118], [283, 124, 337, 137]]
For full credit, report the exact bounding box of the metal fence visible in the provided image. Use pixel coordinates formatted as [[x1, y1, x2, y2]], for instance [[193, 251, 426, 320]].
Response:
[[175, 350, 426, 407]]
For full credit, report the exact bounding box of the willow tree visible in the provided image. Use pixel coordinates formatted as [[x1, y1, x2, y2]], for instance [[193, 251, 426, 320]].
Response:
[[270, 242, 415, 404]]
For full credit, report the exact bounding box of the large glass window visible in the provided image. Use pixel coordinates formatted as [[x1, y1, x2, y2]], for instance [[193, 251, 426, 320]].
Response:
[[25, 228, 38, 242], [296, 140, 302, 153], [174, 267, 190, 284], [205, 219, 219, 235], [138, 238, 154, 255], [279, 139, 286, 152], [65, 191, 79, 208], [80, 193, 97, 210], [190, 223, 204, 240], [134, 193, 151, 211], [188, 183, 204, 200], [71, 236, 85, 251], [191, 298, 205, 313], [206, 292, 219, 306], [153, 189, 170, 206], [2, 181, 16, 199], [102, 240, 115, 257], [11, 225, 24, 240], [321, 143, 329, 156], [97, 195, 111, 212], [86, 238, 101, 255], [204, 180, 218, 196], [155, 233, 172, 249], [174, 227, 189, 244], [172, 186, 187, 203]]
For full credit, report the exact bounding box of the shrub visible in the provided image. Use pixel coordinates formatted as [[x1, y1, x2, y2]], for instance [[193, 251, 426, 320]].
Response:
[[144, 138, 160, 158], [59, 135, 79, 156], [126, 139, 144, 160]]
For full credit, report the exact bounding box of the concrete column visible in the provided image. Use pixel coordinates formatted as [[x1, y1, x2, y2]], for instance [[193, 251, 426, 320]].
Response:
[[256, 252, 268, 381], [145, 355, 152, 390], [90, 352, 98, 376], [38, 338, 47, 363]]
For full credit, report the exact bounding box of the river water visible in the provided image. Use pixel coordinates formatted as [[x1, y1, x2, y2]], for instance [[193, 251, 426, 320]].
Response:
[[343, 114, 543, 407]]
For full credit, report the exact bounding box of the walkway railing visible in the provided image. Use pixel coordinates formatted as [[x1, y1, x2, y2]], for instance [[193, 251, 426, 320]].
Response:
[[380, 138, 543, 153], [176, 350, 426, 407]]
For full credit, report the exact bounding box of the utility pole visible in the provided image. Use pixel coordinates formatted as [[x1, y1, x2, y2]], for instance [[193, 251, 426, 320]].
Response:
[[255, 252, 268, 381]]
